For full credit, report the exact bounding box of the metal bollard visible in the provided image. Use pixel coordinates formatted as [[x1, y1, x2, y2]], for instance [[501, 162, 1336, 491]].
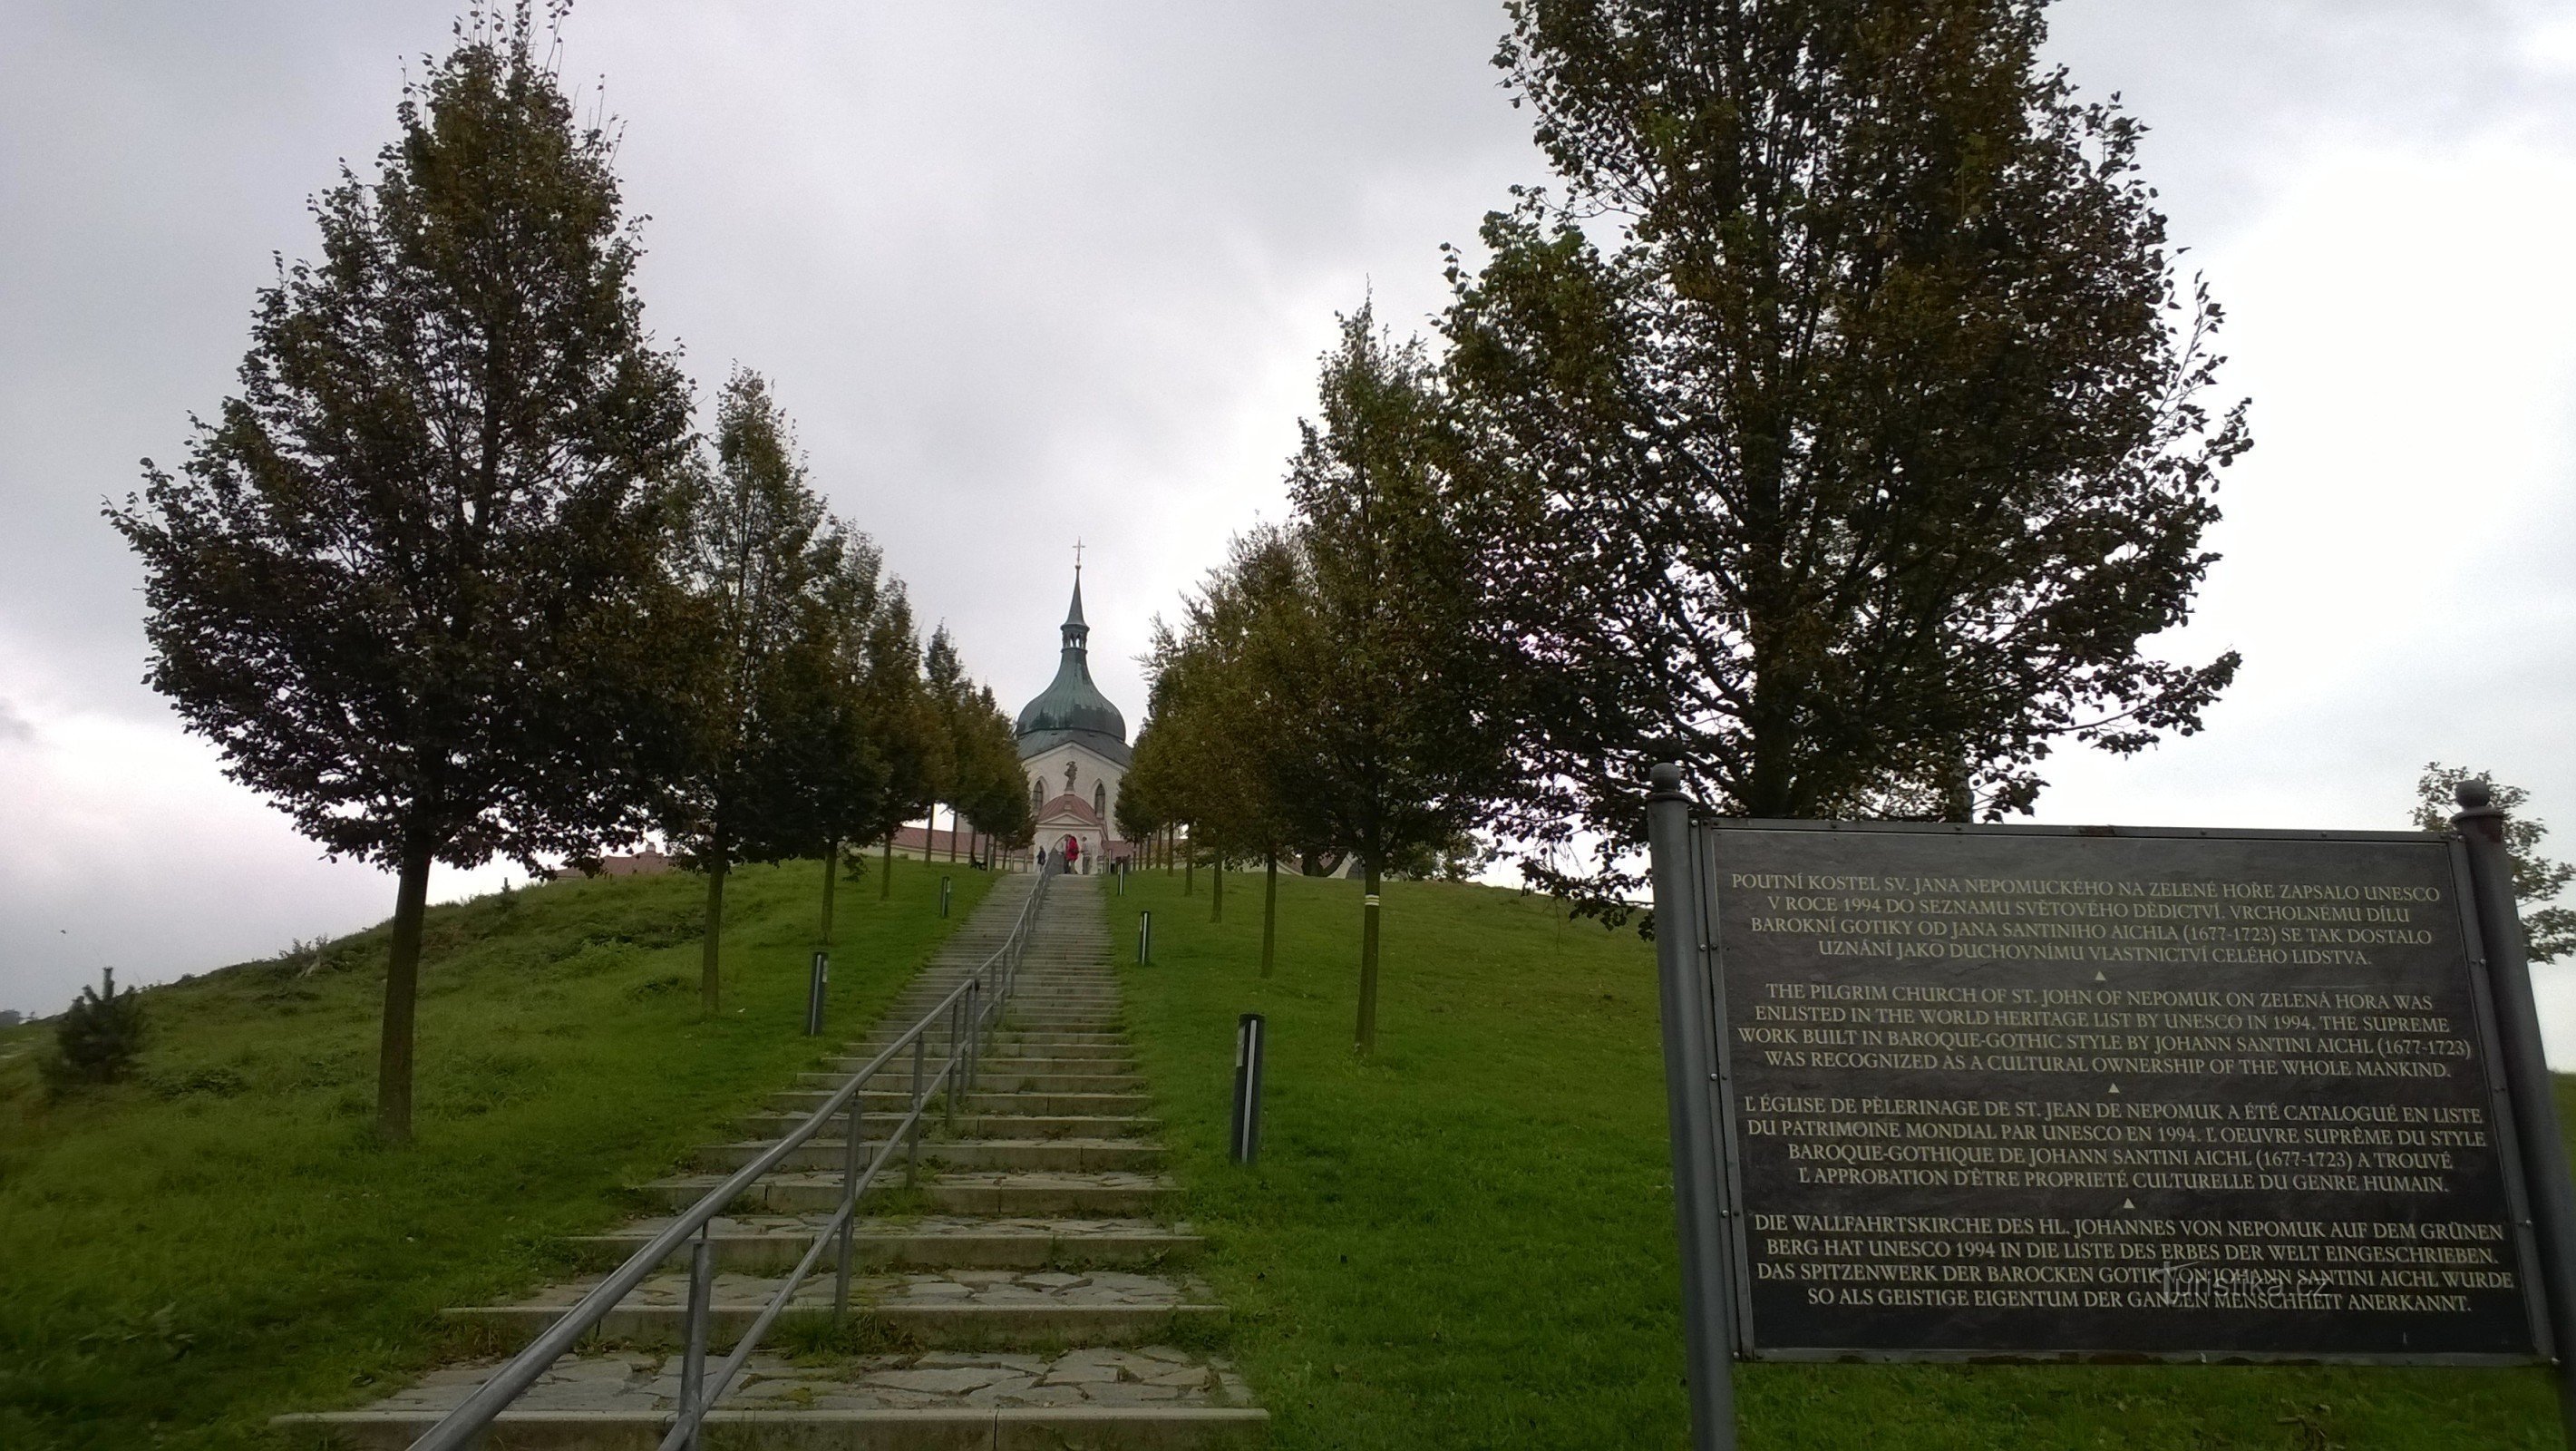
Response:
[[1138, 911, 1152, 965], [940, 875, 952, 918], [677, 1227, 714, 1450], [804, 951, 830, 1036], [1230, 1012, 1267, 1164]]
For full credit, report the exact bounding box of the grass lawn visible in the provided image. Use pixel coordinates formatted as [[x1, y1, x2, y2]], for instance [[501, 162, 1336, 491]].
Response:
[[1110, 865, 2569, 1449], [0, 854, 995, 1451]]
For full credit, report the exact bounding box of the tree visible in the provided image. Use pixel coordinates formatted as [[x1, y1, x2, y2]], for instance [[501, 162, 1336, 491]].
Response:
[[1265, 309, 1513, 1052], [662, 368, 847, 1012], [951, 685, 1035, 862], [858, 589, 938, 899], [43, 968, 146, 1097], [2414, 764, 2576, 963], [920, 628, 971, 861], [108, 5, 695, 1142], [1146, 528, 1315, 967], [1445, 0, 2250, 917], [808, 531, 899, 946]]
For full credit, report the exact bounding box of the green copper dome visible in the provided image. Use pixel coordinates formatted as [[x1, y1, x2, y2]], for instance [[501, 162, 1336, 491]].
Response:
[[1016, 573, 1131, 765]]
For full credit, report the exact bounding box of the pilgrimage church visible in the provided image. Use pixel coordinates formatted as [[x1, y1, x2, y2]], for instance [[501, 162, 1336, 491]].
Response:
[[1016, 566, 1131, 872]]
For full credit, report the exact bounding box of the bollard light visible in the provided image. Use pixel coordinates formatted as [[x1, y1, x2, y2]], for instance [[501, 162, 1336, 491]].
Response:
[[804, 951, 830, 1036], [1230, 1012, 1266, 1164]]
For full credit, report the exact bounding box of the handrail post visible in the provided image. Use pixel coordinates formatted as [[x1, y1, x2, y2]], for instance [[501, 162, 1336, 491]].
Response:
[[907, 1037, 927, 1185], [944, 996, 962, 1134], [964, 981, 981, 1097], [835, 1078, 865, 1321], [676, 1227, 714, 1451]]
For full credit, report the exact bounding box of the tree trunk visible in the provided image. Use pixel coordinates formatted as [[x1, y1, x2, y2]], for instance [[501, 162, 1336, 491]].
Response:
[[1211, 855, 1224, 923], [1184, 837, 1194, 896], [375, 838, 434, 1144], [1356, 859, 1382, 1056], [1261, 852, 1278, 978], [821, 842, 840, 946], [948, 807, 958, 862], [880, 832, 894, 900], [703, 856, 728, 1015]]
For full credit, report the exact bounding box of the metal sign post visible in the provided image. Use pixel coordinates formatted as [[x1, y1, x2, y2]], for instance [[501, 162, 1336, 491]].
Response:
[[1231, 1012, 1267, 1164], [1138, 910, 1152, 965], [804, 951, 830, 1037], [1647, 764, 1737, 1451], [2455, 780, 2576, 1446]]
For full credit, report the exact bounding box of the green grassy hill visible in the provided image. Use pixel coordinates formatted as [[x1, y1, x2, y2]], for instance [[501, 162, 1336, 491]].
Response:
[[0, 858, 993, 1451], [1110, 865, 2567, 1450]]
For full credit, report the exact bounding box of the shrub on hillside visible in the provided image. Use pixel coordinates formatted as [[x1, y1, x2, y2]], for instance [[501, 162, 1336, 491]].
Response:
[[42, 968, 147, 1097]]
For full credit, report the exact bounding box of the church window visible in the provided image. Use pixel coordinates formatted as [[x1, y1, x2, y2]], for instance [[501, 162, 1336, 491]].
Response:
[[1031, 776, 1044, 813], [1094, 782, 1106, 818]]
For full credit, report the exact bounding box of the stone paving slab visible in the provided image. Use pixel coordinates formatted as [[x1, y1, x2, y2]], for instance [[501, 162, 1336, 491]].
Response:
[[344, 1348, 1253, 1416], [501, 1267, 1209, 1311]]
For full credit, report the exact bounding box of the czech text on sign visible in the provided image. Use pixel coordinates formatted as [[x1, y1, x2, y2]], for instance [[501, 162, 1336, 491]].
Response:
[[1699, 823, 2548, 1362]]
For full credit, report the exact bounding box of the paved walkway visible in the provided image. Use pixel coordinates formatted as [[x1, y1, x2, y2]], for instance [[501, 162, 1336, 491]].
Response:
[[281, 872, 1265, 1448]]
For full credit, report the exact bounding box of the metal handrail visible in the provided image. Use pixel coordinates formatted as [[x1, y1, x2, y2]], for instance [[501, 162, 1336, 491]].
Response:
[[410, 863, 1055, 1451]]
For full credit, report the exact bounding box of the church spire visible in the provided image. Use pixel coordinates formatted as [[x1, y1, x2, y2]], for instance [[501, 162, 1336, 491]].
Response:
[[1062, 565, 1088, 650]]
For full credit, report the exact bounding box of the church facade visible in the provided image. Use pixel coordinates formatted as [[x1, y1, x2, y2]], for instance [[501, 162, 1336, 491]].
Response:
[[1016, 571, 1131, 872]]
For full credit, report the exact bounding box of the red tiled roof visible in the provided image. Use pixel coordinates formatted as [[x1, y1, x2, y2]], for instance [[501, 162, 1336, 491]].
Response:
[[1034, 793, 1106, 829]]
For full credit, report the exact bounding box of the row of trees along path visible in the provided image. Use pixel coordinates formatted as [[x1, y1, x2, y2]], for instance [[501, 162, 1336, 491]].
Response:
[[109, 7, 1032, 1144], [1120, 0, 2252, 1058], [279, 874, 1268, 1447]]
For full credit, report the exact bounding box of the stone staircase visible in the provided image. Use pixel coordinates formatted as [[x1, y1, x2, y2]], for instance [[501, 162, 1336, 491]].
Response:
[[280, 872, 1265, 1449]]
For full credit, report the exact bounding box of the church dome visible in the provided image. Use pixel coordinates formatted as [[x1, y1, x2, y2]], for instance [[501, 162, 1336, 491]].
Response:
[[1016, 573, 1131, 765]]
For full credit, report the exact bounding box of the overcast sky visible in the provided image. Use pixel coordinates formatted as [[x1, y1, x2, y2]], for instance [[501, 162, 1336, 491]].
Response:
[[5, 3, 2575, 1042]]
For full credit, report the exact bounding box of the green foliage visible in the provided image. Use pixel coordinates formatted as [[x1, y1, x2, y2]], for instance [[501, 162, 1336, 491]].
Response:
[[664, 368, 858, 876], [1445, 0, 2250, 916], [1113, 870, 2562, 1448], [41, 969, 147, 1097], [2412, 764, 2576, 963], [1274, 307, 1512, 881], [0, 862, 990, 1451], [107, 2, 695, 879], [103, 3, 699, 1138]]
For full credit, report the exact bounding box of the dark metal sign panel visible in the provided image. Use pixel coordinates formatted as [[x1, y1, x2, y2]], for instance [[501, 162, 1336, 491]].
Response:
[[1698, 823, 2547, 1363]]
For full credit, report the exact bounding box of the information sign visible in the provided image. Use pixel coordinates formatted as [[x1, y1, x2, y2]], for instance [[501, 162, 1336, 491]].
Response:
[[1698, 823, 2543, 1361]]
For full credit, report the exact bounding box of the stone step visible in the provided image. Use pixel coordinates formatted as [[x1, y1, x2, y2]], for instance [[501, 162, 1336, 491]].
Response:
[[795, 1070, 1144, 1095], [640, 1170, 1179, 1216], [444, 1268, 1224, 1351], [767, 1090, 1153, 1117], [695, 1137, 1162, 1174], [575, 1213, 1201, 1271], [735, 1111, 1162, 1142], [277, 1345, 1264, 1448]]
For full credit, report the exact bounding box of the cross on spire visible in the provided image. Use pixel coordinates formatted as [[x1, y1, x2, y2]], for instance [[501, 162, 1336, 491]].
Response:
[[1073, 538, 1084, 575]]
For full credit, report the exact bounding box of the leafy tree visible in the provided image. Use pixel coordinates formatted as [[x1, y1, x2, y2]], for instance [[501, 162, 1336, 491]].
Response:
[[859, 589, 938, 899], [952, 684, 1036, 861], [1146, 528, 1316, 966], [662, 368, 847, 1011], [2413, 764, 2576, 963], [1445, 0, 2250, 917], [43, 969, 147, 1097], [1267, 308, 1513, 1052], [920, 627, 985, 862], [107, 5, 696, 1141], [808, 531, 899, 946]]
